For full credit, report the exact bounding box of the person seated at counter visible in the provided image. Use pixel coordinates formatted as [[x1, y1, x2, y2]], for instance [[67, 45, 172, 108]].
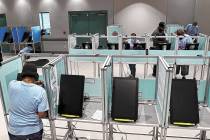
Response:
[[176, 29, 193, 79], [185, 22, 199, 36], [124, 33, 141, 77], [151, 22, 171, 50], [185, 22, 199, 43], [151, 22, 170, 76]]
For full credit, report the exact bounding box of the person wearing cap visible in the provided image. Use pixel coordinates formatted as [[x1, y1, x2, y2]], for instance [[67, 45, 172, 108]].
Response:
[[8, 63, 49, 140], [185, 22, 199, 36], [151, 22, 170, 76], [151, 22, 169, 49]]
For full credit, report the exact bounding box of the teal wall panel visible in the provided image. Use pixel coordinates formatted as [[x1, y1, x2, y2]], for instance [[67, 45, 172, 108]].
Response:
[[139, 79, 156, 100]]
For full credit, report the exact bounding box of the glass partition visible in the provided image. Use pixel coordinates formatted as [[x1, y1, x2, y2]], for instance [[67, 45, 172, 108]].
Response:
[[0, 56, 22, 113]]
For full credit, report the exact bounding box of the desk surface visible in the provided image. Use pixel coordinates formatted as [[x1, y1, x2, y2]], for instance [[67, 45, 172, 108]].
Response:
[[169, 106, 210, 130], [110, 104, 159, 127]]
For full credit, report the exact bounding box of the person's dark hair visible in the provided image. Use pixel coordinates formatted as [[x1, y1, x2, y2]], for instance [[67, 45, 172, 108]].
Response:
[[193, 22, 198, 26], [21, 63, 39, 80], [159, 22, 166, 29], [131, 33, 136, 36]]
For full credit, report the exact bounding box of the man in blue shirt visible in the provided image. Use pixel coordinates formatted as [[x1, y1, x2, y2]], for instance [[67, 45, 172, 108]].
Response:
[[177, 29, 193, 50], [185, 22, 199, 36], [8, 63, 49, 140]]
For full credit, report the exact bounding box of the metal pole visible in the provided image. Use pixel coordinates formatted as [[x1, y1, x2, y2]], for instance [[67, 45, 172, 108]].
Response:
[[63, 55, 69, 75], [152, 127, 158, 140], [0, 81, 9, 129], [199, 130, 207, 140], [42, 67, 57, 140], [49, 119, 57, 140], [204, 58, 210, 105], [109, 124, 114, 140], [154, 57, 159, 100], [101, 68, 106, 140]]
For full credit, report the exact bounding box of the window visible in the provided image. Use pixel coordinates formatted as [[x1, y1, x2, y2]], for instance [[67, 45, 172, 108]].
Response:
[[0, 14, 7, 27], [39, 12, 51, 35]]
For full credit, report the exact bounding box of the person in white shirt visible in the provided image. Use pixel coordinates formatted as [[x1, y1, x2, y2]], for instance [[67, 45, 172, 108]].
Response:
[[125, 33, 140, 77]]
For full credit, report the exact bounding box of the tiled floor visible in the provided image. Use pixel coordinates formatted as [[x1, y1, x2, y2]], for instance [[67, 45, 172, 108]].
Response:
[[1, 54, 210, 140]]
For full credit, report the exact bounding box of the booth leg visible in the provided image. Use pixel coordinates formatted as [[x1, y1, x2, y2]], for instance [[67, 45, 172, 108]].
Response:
[[63, 121, 74, 140], [199, 130, 207, 140], [49, 119, 57, 140], [103, 123, 109, 140], [160, 127, 167, 140], [152, 127, 159, 140], [109, 124, 114, 140]]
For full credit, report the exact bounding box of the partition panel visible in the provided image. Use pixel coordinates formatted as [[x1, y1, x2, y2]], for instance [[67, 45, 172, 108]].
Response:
[[156, 57, 173, 127], [0, 56, 22, 113]]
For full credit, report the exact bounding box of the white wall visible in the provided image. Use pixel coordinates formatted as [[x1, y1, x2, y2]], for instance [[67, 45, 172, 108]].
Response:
[[0, 0, 114, 38], [195, 0, 210, 35], [167, 0, 196, 25], [0, 0, 114, 52], [114, 0, 167, 35]]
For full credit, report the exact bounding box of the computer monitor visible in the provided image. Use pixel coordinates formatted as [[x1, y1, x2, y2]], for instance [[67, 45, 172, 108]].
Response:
[[133, 43, 146, 50], [185, 43, 199, 50], [107, 43, 118, 50], [124, 43, 146, 50], [157, 42, 171, 50], [22, 31, 32, 42], [3, 32, 13, 43], [82, 42, 92, 49]]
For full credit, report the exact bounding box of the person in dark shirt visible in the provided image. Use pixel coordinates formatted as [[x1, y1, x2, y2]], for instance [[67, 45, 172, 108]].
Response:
[[151, 22, 169, 49], [151, 22, 170, 76]]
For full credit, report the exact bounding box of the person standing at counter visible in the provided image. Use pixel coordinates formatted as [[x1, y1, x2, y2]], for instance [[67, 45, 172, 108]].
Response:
[[8, 63, 49, 140]]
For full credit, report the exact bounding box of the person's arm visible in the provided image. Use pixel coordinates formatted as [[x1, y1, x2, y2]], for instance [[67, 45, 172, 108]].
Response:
[[185, 24, 189, 32], [196, 26, 199, 36], [37, 90, 49, 119], [37, 111, 48, 118]]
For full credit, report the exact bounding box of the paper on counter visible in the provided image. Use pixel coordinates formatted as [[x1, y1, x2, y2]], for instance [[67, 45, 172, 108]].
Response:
[[91, 110, 102, 121]]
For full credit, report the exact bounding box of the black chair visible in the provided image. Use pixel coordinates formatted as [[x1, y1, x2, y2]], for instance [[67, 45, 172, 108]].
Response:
[[111, 77, 139, 122], [133, 43, 146, 50], [170, 79, 199, 126]]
